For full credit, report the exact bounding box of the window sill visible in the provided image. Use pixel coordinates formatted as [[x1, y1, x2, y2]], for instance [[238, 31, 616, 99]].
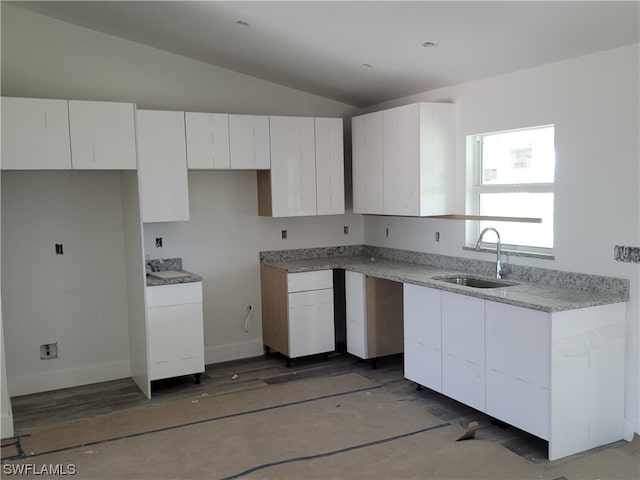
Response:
[[463, 246, 555, 261]]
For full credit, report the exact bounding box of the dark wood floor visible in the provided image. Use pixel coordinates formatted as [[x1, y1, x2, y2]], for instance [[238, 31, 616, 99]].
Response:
[[9, 348, 550, 463]]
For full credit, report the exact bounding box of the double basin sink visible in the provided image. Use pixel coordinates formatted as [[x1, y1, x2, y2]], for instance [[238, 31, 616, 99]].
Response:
[[433, 275, 518, 289]]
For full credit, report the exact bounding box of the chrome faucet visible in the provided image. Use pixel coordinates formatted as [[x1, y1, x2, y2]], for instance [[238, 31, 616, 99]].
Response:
[[475, 227, 502, 279]]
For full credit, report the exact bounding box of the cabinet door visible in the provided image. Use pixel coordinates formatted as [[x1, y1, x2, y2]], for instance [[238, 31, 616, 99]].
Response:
[[383, 104, 420, 216], [68, 100, 137, 170], [185, 112, 230, 169], [345, 271, 367, 358], [441, 291, 485, 411], [229, 114, 270, 169], [147, 302, 204, 381], [137, 110, 190, 223], [403, 284, 442, 392], [1, 97, 72, 169], [288, 289, 335, 358], [485, 301, 550, 439], [418, 102, 455, 216], [315, 117, 344, 215], [269, 116, 316, 216], [351, 112, 383, 214]]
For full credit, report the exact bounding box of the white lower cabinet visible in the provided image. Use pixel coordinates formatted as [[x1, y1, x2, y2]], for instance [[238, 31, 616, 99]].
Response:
[[146, 282, 204, 381], [441, 292, 485, 411], [261, 266, 335, 359], [402, 283, 626, 461], [485, 301, 550, 440], [345, 271, 368, 358], [288, 289, 335, 358], [403, 284, 442, 392]]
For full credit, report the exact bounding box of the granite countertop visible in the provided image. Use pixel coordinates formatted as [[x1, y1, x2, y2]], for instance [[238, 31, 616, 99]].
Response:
[[146, 270, 203, 287], [262, 255, 628, 313], [145, 257, 202, 287]]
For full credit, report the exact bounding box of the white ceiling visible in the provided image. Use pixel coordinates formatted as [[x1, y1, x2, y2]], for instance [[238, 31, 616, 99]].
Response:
[[10, 1, 640, 107]]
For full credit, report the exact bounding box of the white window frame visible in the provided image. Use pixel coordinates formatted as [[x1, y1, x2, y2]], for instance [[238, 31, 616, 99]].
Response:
[[465, 125, 555, 256]]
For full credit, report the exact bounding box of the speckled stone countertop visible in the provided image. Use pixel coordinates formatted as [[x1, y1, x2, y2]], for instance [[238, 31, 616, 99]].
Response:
[[261, 247, 629, 313], [145, 257, 202, 287]]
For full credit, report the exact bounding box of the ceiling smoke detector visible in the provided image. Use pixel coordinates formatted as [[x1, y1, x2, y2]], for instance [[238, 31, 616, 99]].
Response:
[[422, 41, 438, 48]]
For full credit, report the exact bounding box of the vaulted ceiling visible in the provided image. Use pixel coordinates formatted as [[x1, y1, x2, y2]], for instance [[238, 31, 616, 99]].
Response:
[[10, 1, 640, 107]]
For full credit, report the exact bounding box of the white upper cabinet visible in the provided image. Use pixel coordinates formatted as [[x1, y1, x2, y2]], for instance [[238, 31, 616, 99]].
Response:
[[352, 102, 454, 216], [1, 97, 72, 169], [185, 112, 231, 169], [258, 116, 345, 217], [351, 111, 383, 214], [136, 110, 190, 223], [383, 104, 421, 215], [68, 100, 137, 170], [228, 114, 270, 169], [269, 116, 317, 217], [315, 117, 345, 215]]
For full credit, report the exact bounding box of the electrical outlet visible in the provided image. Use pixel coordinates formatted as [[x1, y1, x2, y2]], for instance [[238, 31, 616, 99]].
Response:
[[435, 232, 440, 242], [343, 226, 349, 235], [155, 237, 163, 248], [55, 243, 64, 255], [614, 245, 640, 263], [385, 228, 389, 238], [40, 342, 58, 360], [281, 230, 287, 240]]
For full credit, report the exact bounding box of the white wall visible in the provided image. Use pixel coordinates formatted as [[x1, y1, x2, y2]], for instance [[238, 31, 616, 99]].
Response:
[[1, 172, 132, 396], [0, 5, 363, 394], [0, 169, 14, 438], [143, 172, 363, 363], [361, 44, 640, 436]]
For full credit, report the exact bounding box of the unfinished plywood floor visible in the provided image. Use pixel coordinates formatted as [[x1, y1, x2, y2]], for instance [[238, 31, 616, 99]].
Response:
[[4, 350, 639, 479]]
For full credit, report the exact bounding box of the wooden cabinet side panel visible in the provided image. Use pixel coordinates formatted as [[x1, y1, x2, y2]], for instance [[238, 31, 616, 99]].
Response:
[[256, 170, 273, 216], [366, 277, 404, 358], [260, 265, 289, 355]]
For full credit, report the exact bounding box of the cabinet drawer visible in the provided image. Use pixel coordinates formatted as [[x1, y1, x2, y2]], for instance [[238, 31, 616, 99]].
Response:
[[288, 288, 333, 308], [146, 281, 202, 308], [486, 370, 550, 440], [287, 270, 333, 293], [288, 289, 335, 358]]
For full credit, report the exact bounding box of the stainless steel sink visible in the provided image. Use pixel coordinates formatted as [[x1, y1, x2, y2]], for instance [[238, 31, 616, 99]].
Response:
[[434, 275, 518, 289]]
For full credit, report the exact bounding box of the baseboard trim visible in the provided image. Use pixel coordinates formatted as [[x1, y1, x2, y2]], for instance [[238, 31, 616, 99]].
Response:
[[624, 416, 640, 441], [205, 340, 264, 365], [7, 360, 131, 397], [1, 412, 14, 439]]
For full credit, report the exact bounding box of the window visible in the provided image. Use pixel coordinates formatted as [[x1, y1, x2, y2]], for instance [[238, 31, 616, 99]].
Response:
[[466, 125, 555, 255]]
